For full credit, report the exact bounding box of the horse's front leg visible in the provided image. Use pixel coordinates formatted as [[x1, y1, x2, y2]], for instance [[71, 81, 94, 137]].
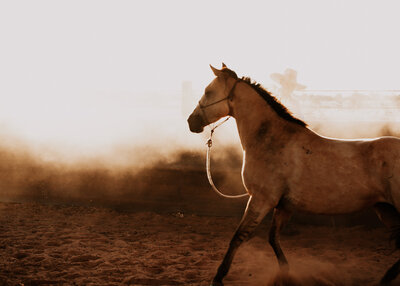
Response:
[[211, 195, 274, 286]]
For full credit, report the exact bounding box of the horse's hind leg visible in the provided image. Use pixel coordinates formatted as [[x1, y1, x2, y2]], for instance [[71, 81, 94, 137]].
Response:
[[374, 202, 400, 285], [211, 196, 273, 286], [269, 207, 292, 269]]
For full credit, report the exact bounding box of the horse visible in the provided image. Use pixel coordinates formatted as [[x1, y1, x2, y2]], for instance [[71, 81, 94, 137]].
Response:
[[187, 63, 400, 286]]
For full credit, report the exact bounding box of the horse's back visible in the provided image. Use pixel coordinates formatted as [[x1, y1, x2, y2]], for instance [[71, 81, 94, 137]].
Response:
[[284, 134, 400, 214], [372, 136, 400, 156]]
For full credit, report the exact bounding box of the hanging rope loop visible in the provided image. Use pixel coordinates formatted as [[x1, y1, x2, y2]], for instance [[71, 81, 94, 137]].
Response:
[[205, 117, 249, 199]]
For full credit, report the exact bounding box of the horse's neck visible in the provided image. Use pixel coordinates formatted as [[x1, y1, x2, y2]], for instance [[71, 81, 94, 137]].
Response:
[[232, 84, 300, 152]]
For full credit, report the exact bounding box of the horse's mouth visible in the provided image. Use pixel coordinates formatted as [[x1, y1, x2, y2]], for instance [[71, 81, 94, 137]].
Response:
[[189, 125, 204, 133], [187, 113, 205, 133]]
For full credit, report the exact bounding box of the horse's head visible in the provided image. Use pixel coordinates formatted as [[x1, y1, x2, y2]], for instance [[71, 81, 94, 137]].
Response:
[[187, 63, 238, 133]]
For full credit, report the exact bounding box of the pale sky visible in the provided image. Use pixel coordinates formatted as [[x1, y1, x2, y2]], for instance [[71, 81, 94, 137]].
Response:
[[0, 0, 399, 152]]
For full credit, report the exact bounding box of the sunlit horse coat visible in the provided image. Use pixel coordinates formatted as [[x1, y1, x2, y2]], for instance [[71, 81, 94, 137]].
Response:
[[188, 64, 400, 286]]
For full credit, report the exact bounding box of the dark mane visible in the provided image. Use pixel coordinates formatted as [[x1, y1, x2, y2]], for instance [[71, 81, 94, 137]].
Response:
[[240, 76, 307, 127], [220, 68, 306, 127]]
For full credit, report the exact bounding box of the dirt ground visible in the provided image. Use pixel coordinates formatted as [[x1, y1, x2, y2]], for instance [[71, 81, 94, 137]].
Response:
[[0, 202, 399, 286]]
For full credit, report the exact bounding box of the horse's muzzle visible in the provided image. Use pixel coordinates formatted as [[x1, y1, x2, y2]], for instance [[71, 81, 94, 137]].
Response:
[[187, 113, 205, 133]]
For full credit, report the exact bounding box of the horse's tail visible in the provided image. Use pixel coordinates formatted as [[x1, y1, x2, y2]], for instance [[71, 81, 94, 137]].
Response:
[[375, 203, 400, 284], [374, 203, 400, 248], [390, 224, 400, 249]]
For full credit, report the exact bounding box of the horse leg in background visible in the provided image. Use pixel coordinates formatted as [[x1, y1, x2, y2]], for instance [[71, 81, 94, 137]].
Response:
[[269, 207, 292, 269], [374, 202, 400, 285], [211, 196, 274, 286]]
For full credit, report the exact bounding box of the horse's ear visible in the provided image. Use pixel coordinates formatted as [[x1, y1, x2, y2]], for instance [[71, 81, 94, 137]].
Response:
[[210, 65, 222, 77], [222, 62, 227, 68]]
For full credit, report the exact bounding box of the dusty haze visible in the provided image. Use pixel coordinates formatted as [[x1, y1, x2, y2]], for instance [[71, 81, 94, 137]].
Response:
[[1, 90, 400, 219]]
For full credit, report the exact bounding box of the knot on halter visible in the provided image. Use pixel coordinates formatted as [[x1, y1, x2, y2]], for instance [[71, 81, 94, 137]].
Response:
[[206, 116, 229, 147]]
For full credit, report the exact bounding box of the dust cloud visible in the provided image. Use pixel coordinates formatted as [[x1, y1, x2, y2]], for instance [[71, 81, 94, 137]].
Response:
[[220, 223, 395, 286], [0, 125, 246, 216], [265, 259, 349, 286]]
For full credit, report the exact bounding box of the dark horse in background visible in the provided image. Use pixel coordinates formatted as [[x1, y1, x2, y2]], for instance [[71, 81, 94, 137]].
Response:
[[188, 63, 400, 285]]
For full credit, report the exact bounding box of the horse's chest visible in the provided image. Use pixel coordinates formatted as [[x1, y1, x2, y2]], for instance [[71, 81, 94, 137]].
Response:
[[242, 157, 287, 194]]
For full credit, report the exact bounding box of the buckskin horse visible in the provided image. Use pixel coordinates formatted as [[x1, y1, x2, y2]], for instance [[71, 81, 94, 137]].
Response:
[[187, 63, 400, 286]]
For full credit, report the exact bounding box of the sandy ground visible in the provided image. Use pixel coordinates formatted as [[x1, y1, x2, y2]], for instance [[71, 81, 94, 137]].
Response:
[[0, 202, 399, 286]]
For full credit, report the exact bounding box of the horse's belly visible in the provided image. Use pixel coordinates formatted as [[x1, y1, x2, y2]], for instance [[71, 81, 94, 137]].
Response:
[[288, 195, 376, 214], [285, 152, 389, 214], [287, 181, 385, 215]]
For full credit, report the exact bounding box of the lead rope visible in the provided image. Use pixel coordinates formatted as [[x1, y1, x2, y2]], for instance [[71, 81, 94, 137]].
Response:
[[206, 117, 249, 199]]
